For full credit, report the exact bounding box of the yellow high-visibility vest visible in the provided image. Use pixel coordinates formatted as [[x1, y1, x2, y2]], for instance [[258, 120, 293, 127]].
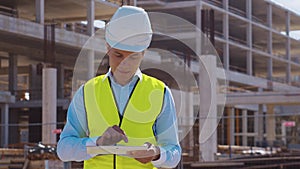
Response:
[[83, 74, 165, 169]]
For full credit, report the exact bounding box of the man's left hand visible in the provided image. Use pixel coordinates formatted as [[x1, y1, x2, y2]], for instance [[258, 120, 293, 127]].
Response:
[[126, 142, 160, 164]]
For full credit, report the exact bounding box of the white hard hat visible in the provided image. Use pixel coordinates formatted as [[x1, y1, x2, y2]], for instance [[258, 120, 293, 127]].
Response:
[[105, 6, 153, 52]]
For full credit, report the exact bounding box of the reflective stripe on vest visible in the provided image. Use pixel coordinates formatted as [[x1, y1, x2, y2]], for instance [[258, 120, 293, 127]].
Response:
[[83, 74, 165, 169]]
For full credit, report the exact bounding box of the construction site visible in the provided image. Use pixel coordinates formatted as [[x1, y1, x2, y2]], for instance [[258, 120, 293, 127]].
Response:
[[1, 0, 300, 168]]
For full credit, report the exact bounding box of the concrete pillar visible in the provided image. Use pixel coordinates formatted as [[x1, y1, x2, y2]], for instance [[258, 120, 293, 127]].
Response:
[[281, 121, 286, 145], [286, 11, 290, 36], [246, 51, 252, 76], [196, 1, 202, 56], [267, 3, 272, 29], [267, 5, 272, 50], [229, 108, 235, 146], [267, 58, 273, 81], [220, 114, 225, 145], [223, 0, 229, 70], [177, 90, 194, 157], [86, 51, 95, 80], [188, 92, 194, 156], [256, 104, 264, 146], [63, 162, 72, 169], [1, 104, 9, 147], [29, 64, 42, 100], [286, 11, 291, 84], [235, 109, 240, 145], [42, 68, 57, 144], [8, 53, 17, 96], [57, 64, 64, 99], [10, 110, 19, 144], [266, 105, 275, 147], [246, 0, 252, 76], [86, 0, 95, 80], [199, 55, 217, 161], [35, 0, 44, 24], [87, 0, 95, 36], [246, 0, 252, 19], [267, 3, 273, 81], [242, 110, 248, 146], [254, 111, 259, 143]]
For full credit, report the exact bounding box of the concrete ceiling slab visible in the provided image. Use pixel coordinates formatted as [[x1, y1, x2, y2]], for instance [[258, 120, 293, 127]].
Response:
[[1, 0, 118, 22]]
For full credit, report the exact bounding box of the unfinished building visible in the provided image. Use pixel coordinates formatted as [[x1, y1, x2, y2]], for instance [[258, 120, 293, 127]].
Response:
[[0, 0, 300, 164]]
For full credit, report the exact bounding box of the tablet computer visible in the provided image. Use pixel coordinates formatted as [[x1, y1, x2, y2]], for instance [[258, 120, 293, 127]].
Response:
[[87, 145, 148, 155]]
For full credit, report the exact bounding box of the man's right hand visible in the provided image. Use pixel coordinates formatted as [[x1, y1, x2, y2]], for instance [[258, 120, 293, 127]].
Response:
[[96, 125, 128, 146]]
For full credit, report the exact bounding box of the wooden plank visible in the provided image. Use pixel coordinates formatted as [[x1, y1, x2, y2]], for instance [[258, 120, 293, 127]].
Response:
[[0, 166, 8, 169], [0, 160, 10, 164], [191, 162, 244, 167], [28, 160, 63, 169], [0, 149, 24, 156], [8, 164, 23, 168]]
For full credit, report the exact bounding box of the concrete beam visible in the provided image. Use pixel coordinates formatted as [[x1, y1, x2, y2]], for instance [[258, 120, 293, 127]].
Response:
[[0, 15, 106, 51], [0, 104, 9, 147], [0, 41, 77, 67], [140, 1, 196, 10], [0, 66, 29, 76], [9, 99, 69, 109], [0, 92, 15, 103], [223, 91, 300, 105], [220, 70, 300, 92]]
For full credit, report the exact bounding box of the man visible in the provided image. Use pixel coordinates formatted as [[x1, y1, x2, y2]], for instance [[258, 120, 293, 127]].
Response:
[[57, 5, 181, 169]]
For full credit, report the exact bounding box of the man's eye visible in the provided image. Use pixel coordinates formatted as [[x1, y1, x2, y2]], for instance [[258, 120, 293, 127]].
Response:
[[114, 53, 122, 57], [129, 53, 141, 59]]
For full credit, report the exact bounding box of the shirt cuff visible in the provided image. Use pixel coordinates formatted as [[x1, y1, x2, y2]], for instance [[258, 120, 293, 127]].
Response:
[[85, 136, 99, 158], [86, 136, 98, 146], [151, 146, 167, 167]]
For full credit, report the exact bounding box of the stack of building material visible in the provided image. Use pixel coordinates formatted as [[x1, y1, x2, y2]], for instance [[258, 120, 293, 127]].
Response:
[[0, 148, 25, 169]]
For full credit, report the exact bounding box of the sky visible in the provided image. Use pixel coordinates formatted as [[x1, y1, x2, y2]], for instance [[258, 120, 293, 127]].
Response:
[[271, 0, 300, 40], [271, 0, 300, 14]]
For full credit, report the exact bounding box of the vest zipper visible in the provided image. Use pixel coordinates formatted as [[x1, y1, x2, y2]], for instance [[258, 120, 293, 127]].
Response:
[[113, 154, 116, 169], [108, 77, 140, 169]]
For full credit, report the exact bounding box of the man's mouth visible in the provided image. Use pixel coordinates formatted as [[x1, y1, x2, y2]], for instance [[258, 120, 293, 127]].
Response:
[[117, 69, 130, 74]]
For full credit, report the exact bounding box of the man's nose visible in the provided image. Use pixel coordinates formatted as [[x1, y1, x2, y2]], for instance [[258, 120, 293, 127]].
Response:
[[120, 56, 130, 66]]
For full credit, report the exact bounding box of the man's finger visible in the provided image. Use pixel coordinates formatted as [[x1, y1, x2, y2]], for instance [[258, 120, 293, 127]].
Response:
[[122, 135, 128, 143], [112, 125, 128, 143], [112, 125, 125, 135]]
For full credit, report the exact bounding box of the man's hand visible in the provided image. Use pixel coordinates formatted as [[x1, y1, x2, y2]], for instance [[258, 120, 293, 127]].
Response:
[[127, 142, 160, 164], [96, 125, 128, 146]]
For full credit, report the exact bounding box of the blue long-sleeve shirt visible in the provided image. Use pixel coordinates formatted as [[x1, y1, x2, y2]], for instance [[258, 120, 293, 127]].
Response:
[[57, 69, 181, 168]]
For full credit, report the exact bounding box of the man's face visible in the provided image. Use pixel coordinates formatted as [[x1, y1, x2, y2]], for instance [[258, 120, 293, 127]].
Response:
[[107, 47, 143, 84]]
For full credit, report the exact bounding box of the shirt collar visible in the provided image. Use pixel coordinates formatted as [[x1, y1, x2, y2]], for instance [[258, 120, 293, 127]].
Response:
[[103, 68, 143, 82]]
